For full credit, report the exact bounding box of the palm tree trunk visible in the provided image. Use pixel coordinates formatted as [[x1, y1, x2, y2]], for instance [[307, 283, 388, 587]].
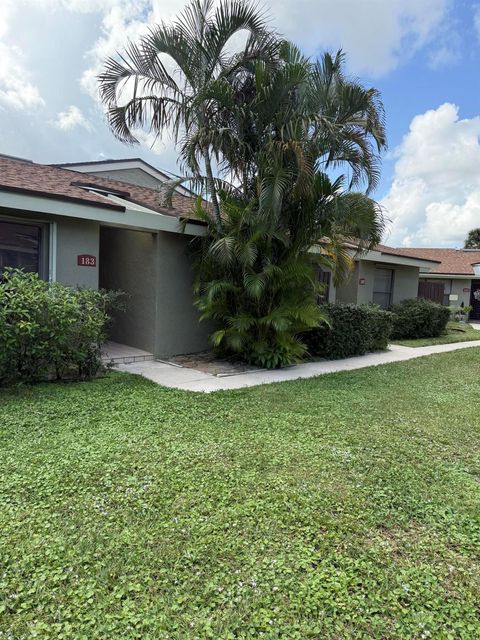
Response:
[[203, 148, 221, 229]]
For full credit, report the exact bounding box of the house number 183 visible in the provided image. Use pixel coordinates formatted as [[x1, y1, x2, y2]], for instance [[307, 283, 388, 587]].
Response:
[[77, 254, 97, 267]]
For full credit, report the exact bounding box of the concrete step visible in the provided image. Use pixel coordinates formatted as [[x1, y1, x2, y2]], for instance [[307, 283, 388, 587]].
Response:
[[101, 341, 154, 366]]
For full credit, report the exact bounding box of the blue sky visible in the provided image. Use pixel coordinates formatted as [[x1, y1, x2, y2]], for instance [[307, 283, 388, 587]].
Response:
[[0, 0, 479, 247]]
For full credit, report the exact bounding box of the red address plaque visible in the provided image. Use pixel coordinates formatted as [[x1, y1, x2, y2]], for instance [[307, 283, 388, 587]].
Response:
[[77, 254, 97, 267]]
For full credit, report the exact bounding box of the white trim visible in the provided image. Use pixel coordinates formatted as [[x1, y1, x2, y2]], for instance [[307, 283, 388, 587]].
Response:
[[49, 222, 57, 282], [0, 190, 205, 237], [0, 212, 51, 279], [356, 249, 439, 270], [419, 272, 473, 281]]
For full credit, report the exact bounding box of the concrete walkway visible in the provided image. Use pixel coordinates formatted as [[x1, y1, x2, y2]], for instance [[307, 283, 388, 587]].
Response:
[[117, 339, 480, 393]]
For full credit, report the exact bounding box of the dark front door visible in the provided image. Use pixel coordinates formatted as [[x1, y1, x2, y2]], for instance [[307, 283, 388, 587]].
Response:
[[469, 280, 480, 320]]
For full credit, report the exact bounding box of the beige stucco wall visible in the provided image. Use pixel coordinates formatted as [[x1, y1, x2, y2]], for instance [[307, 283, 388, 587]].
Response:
[[100, 227, 210, 357], [55, 218, 99, 288]]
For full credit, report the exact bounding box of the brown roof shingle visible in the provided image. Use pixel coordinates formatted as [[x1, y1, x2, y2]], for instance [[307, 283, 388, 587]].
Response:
[[0, 156, 198, 219], [378, 247, 480, 276]]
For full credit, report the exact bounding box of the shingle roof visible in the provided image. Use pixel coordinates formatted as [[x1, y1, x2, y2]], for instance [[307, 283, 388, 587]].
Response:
[[0, 156, 198, 218], [378, 247, 480, 276], [375, 244, 442, 264]]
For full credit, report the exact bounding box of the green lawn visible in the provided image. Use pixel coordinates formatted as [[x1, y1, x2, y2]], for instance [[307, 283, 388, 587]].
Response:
[[392, 321, 480, 347], [1, 351, 480, 639]]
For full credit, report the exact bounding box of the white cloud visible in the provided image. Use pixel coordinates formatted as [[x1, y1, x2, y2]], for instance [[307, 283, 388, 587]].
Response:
[[381, 103, 480, 247], [77, 0, 452, 103], [273, 0, 451, 76], [0, 42, 45, 110], [80, 1, 184, 99], [54, 105, 92, 131], [0, 0, 44, 110]]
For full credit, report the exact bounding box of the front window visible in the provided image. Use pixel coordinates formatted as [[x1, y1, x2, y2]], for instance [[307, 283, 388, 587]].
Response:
[[372, 267, 393, 308], [0, 219, 48, 278]]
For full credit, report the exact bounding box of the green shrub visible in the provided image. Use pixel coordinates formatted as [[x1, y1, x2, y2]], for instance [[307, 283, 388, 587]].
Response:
[[0, 269, 122, 385], [303, 303, 393, 359], [390, 298, 451, 339]]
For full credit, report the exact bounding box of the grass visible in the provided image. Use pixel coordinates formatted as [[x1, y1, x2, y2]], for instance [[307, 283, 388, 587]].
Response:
[[392, 321, 480, 347], [1, 350, 480, 639]]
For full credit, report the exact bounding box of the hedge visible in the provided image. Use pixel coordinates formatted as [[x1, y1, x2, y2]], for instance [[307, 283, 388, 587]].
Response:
[[390, 298, 450, 339], [303, 303, 394, 360], [0, 269, 122, 385]]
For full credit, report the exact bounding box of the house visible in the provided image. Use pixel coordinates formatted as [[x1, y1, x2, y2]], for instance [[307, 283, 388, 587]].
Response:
[[319, 244, 440, 309], [0, 154, 210, 357], [0, 153, 440, 358], [381, 248, 480, 320]]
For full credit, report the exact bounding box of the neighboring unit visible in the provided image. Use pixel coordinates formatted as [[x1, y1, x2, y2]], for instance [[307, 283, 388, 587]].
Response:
[[317, 244, 440, 309], [384, 248, 480, 320]]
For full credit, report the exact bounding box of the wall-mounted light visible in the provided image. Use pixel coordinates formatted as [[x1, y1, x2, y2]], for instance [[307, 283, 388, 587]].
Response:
[[359, 278, 366, 285]]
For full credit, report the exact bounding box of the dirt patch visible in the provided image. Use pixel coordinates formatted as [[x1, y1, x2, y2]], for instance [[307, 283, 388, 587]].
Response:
[[168, 351, 262, 376]]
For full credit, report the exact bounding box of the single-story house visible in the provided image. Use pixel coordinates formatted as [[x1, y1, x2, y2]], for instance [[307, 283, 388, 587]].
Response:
[[0, 153, 440, 357], [319, 244, 440, 308], [381, 248, 480, 320]]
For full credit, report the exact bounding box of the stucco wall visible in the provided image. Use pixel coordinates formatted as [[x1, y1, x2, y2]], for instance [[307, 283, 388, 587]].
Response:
[[450, 279, 472, 307], [391, 265, 419, 303], [335, 261, 420, 306], [55, 218, 99, 288], [100, 227, 210, 357], [154, 231, 211, 357], [89, 168, 161, 190], [99, 227, 157, 353], [356, 262, 375, 304], [420, 277, 472, 308], [335, 263, 360, 303], [0, 208, 100, 288]]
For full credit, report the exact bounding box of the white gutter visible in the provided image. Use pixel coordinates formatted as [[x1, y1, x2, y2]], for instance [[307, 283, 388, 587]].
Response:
[[419, 272, 473, 280]]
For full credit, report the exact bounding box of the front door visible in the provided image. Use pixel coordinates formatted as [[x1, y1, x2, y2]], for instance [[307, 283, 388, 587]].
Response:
[[469, 280, 480, 320]]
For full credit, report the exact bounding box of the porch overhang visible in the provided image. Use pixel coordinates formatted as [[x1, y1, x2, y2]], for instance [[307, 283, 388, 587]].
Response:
[[0, 189, 205, 237], [356, 249, 440, 270]]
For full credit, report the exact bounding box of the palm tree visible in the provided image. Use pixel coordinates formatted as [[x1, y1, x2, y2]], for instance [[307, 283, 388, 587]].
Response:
[[99, 4, 388, 367], [216, 43, 386, 210], [189, 175, 385, 368], [97, 0, 279, 225], [186, 46, 387, 367]]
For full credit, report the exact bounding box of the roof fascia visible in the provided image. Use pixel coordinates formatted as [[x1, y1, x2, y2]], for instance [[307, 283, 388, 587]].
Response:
[[357, 250, 439, 269], [0, 190, 204, 237]]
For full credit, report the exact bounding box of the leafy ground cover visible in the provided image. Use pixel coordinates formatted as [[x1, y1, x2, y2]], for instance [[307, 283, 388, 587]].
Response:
[[1, 350, 480, 639], [392, 321, 480, 347]]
